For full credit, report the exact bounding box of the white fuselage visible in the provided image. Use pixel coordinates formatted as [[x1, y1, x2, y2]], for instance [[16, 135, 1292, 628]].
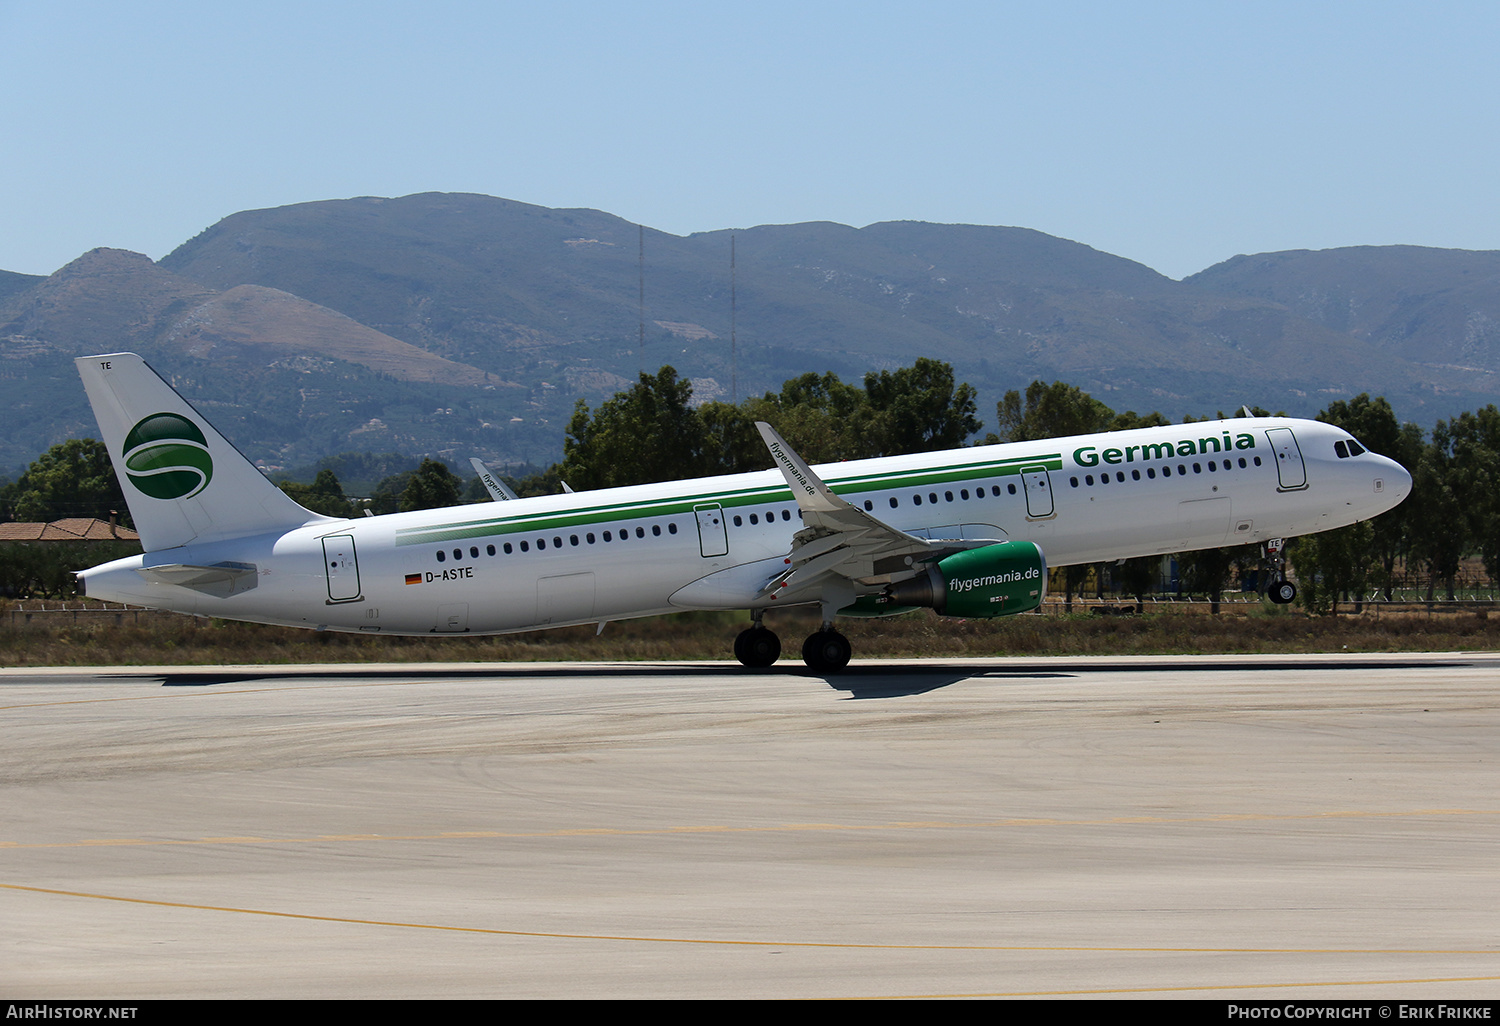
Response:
[[79, 418, 1410, 635]]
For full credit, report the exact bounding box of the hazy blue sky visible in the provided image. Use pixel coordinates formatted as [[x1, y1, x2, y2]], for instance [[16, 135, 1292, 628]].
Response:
[[3, 0, 1496, 280]]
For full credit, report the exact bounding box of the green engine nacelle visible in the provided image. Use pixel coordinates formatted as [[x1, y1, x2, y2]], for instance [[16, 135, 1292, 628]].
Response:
[[880, 540, 1047, 618]]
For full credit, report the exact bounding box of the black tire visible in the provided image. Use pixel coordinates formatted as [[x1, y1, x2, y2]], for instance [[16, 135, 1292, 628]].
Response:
[[1270, 580, 1297, 604], [734, 626, 781, 668], [801, 630, 852, 673]]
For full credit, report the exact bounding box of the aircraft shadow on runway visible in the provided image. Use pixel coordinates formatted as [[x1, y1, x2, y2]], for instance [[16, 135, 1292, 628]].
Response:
[[116, 656, 1462, 698], [821, 668, 1077, 699], [123, 662, 1077, 699]]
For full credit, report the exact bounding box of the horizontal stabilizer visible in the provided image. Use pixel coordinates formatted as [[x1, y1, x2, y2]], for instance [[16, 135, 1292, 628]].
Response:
[[135, 561, 258, 596]]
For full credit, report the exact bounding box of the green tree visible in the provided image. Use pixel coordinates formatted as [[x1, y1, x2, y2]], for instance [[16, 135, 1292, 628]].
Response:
[[1057, 563, 1094, 614], [1116, 556, 1160, 613], [1109, 410, 1172, 431], [280, 468, 353, 517], [1290, 522, 1376, 615], [767, 370, 868, 422], [561, 359, 985, 488], [742, 371, 872, 463], [503, 464, 575, 498], [990, 380, 1116, 443], [1409, 423, 1465, 601], [0, 539, 141, 599], [399, 459, 463, 512], [695, 400, 764, 476], [368, 471, 416, 514], [1444, 405, 1500, 586], [4, 439, 128, 526], [1318, 394, 1422, 599], [561, 366, 707, 489], [862, 358, 982, 455], [1178, 548, 1233, 614]]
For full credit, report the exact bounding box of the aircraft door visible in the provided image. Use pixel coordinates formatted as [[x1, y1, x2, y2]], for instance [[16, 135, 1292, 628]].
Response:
[[322, 534, 361, 602], [1176, 497, 1231, 548], [694, 503, 729, 557], [537, 573, 596, 624], [1020, 466, 1055, 519], [1265, 428, 1308, 490]]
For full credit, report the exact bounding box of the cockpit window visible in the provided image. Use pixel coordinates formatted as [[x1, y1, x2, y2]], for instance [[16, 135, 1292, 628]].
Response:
[[1348, 439, 1366, 456], [1334, 438, 1368, 459]]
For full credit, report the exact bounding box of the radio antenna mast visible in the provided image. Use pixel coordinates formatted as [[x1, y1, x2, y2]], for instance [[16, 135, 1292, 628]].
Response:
[[638, 224, 645, 373], [731, 232, 737, 403]]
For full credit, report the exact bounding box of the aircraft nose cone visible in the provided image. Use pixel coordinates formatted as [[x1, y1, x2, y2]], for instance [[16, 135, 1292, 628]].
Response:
[[1383, 456, 1413, 502]]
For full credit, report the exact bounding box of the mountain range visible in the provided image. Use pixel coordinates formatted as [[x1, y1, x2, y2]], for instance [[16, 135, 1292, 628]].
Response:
[[2, 191, 1497, 476]]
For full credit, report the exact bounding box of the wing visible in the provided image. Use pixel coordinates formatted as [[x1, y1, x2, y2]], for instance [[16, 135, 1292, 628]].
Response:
[[755, 422, 951, 599], [469, 458, 519, 501]]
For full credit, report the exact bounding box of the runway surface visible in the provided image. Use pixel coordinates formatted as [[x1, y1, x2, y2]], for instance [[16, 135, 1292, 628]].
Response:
[[3, 653, 1499, 999]]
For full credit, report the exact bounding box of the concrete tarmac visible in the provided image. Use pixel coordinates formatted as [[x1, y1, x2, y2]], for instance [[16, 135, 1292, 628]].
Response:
[[2, 653, 1499, 999]]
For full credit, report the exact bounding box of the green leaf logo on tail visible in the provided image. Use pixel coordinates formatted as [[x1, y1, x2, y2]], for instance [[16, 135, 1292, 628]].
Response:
[[122, 413, 213, 500]]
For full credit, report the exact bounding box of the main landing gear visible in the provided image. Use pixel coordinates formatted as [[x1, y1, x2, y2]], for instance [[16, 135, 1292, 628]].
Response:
[[733, 622, 781, 668], [800, 627, 852, 673], [733, 612, 851, 673]]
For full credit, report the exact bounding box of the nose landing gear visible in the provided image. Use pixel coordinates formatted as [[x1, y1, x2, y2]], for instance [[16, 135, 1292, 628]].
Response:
[[1264, 538, 1298, 604]]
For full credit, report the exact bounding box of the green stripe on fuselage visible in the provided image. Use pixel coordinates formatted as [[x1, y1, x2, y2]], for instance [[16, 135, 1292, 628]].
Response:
[[395, 452, 1063, 546]]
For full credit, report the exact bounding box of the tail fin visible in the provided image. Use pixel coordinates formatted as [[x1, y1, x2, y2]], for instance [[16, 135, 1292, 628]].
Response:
[[76, 353, 331, 552]]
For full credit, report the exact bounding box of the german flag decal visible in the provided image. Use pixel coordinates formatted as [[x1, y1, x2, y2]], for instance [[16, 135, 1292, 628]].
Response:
[[404, 573, 422, 585]]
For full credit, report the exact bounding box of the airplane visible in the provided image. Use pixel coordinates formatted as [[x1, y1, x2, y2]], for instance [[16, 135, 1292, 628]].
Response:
[[74, 352, 1412, 672]]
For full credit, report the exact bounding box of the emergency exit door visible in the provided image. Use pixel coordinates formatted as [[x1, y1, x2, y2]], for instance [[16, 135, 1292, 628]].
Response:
[[694, 503, 729, 557], [1021, 467, 1055, 518]]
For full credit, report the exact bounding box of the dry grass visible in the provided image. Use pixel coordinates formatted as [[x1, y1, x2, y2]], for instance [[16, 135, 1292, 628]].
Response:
[[3, 602, 1498, 666]]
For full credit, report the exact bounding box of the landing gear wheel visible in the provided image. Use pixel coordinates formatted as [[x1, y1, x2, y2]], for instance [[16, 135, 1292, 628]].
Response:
[[801, 630, 852, 673], [734, 626, 781, 668], [1269, 580, 1297, 605]]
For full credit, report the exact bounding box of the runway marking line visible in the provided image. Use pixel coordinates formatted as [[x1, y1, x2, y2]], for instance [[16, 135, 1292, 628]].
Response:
[[3, 807, 1497, 850], [0, 678, 443, 711], [876, 974, 1500, 999], [4, 881, 1500, 960], [8, 667, 1498, 995]]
